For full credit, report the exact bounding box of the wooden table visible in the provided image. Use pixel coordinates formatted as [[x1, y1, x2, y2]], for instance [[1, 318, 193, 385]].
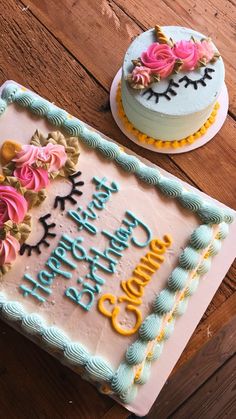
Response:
[[0, 1, 235, 418]]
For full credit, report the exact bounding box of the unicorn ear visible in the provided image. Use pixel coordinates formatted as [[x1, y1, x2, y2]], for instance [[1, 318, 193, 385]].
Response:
[[0, 140, 22, 165]]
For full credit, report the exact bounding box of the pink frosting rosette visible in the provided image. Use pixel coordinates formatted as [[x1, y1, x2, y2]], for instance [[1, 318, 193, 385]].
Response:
[[37, 143, 67, 172], [13, 144, 40, 167], [14, 166, 49, 192], [196, 39, 214, 62], [13, 143, 67, 173], [0, 185, 28, 227], [173, 40, 199, 71], [141, 43, 176, 78], [131, 66, 152, 87], [0, 233, 20, 266]]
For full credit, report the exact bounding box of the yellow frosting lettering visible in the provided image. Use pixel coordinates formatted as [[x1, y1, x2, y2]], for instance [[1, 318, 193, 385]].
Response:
[[98, 234, 173, 336], [141, 250, 164, 270], [98, 293, 142, 336], [125, 277, 145, 297], [133, 264, 153, 282]]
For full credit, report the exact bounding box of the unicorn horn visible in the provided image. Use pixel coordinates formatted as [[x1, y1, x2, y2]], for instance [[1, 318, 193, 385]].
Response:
[[155, 25, 170, 44]]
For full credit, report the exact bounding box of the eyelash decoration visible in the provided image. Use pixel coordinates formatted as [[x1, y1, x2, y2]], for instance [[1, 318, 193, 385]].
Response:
[[20, 214, 56, 256], [54, 171, 84, 211], [178, 68, 215, 90], [142, 79, 180, 103]]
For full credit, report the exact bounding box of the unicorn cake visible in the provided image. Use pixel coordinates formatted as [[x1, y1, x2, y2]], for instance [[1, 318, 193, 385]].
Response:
[[0, 81, 234, 414], [119, 25, 224, 149]]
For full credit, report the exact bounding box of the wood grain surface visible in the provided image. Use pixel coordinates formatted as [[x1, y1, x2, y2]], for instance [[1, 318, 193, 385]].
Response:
[[0, 1, 235, 418]]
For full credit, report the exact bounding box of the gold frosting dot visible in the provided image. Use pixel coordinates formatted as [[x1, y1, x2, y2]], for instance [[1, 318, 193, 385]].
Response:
[[0, 140, 22, 165], [172, 140, 180, 148], [186, 135, 194, 143], [134, 367, 142, 381]]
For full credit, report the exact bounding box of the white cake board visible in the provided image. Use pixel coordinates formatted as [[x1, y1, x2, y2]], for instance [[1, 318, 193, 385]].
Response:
[[110, 68, 229, 154]]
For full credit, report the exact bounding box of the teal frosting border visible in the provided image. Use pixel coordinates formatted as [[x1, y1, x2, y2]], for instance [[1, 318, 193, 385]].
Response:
[[0, 82, 234, 403]]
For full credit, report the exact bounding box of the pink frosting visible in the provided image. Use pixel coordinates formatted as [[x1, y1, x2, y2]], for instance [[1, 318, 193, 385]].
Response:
[[173, 40, 199, 71], [0, 185, 28, 227], [37, 143, 67, 172], [13, 144, 40, 167], [196, 40, 214, 62], [0, 233, 20, 266], [13, 143, 67, 173], [14, 166, 49, 192], [131, 66, 152, 87], [141, 43, 176, 78]]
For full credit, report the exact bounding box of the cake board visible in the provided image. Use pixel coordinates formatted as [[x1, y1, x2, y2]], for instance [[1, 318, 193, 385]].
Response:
[[0, 81, 235, 417], [110, 68, 229, 155]]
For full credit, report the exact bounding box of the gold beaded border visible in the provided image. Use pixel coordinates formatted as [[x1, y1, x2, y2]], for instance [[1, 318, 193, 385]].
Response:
[[116, 83, 220, 149]]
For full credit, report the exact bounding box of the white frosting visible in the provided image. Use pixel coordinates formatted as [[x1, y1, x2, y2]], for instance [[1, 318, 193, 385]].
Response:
[[122, 26, 225, 140]]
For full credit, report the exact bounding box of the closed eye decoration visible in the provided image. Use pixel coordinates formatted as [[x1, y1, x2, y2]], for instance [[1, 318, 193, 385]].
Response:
[[54, 171, 84, 211], [20, 214, 56, 256], [179, 67, 215, 90], [142, 79, 180, 103]]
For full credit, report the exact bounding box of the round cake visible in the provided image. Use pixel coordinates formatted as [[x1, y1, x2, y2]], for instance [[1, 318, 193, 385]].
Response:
[[121, 26, 224, 142]]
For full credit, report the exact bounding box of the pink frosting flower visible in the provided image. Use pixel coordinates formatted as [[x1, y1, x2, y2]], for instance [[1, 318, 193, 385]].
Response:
[[131, 66, 152, 87], [13, 144, 40, 167], [0, 233, 20, 266], [13, 143, 67, 173], [173, 40, 199, 71], [141, 43, 176, 78], [37, 143, 67, 172], [196, 40, 214, 62], [0, 185, 28, 227], [14, 166, 49, 192]]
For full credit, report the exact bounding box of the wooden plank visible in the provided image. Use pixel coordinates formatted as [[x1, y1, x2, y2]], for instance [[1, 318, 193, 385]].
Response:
[[102, 404, 128, 419], [147, 313, 236, 418], [0, 320, 115, 419], [171, 117, 236, 209], [19, 0, 140, 90], [115, 0, 236, 115], [0, 1, 235, 417], [171, 354, 236, 419], [173, 292, 236, 371]]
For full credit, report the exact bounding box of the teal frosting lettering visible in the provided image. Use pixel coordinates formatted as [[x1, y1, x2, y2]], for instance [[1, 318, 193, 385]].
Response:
[[102, 230, 129, 252], [65, 287, 95, 311], [38, 270, 55, 286], [60, 235, 88, 261], [46, 256, 72, 279], [53, 246, 77, 269], [124, 211, 152, 247], [20, 273, 52, 302], [67, 208, 98, 234], [86, 261, 106, 285], [93, 176, 119, 193]]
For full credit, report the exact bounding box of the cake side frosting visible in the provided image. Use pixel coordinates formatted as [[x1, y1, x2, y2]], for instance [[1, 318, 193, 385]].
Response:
[[121, 26, 224, 140], [0, 82, 234, 405]]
